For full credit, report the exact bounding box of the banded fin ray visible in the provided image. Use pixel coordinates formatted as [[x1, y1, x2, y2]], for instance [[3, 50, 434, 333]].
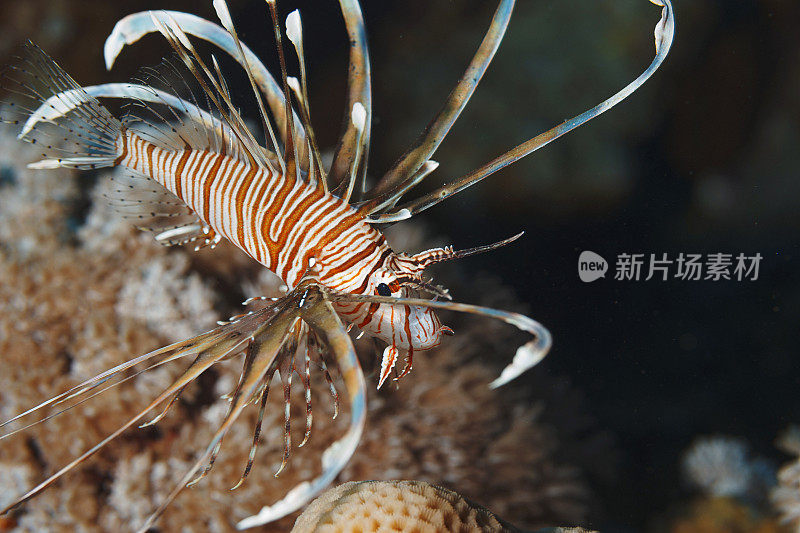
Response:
[[366, 0, 675, 222], [121, 56, 241, 157], [367, 0, 514, 201], [0, 305, 270, 525], [327, 0, 372, 199], [146, 11, 272, 172], [0, 281, 367, 533], [17, 82, 243, 161], [104, 10, 310, 168], [238, 285, 366, 529]]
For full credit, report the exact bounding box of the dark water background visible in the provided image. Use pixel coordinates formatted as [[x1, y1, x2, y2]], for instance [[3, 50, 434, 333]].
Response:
[[2, 0, 798, 530]]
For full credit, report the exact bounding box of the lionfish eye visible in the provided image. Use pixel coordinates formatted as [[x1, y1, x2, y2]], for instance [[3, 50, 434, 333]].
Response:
[[376, 283, 392, 297]]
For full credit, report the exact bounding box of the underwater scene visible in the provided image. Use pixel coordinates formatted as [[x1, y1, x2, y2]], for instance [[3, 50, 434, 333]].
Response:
[[0, 1, 797, 532]]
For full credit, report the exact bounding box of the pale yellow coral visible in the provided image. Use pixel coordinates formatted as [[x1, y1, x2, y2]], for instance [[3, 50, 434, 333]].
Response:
[[292, 480, 513, 533]]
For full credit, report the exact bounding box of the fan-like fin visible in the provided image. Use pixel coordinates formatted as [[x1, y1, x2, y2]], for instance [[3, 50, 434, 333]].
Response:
[[0, 331, 220, 441], [368, 0, 675, 222], [103, 167, 222, 249], [147, 12, 271, 171], [18, 82, 251, 162], [237, 284, 366, 529], [1, 43, 122, 171], [0, 308, 269, 519], [125, 55, 258, 159], [137, 311, 302, 533]]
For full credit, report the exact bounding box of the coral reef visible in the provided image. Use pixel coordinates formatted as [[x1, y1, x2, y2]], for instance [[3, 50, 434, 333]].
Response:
[[0, 128, 601, 531], [292, 480, 513, 533], [115, 252, 220, 344], [654, 435, 782, 533], [293, 480, 606, 533], [772, 426, 800, 531], [683, 436, 775, 501], [667, 497, 783, 533]]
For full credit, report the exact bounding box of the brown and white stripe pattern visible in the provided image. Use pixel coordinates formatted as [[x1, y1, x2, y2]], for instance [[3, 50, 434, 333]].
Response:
[[115, 130, 441, 352]]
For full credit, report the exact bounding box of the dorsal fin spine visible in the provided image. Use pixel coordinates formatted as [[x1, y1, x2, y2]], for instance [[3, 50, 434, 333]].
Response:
[[285, 12, 327, 189], [266, 0, 300, 186], [149, 12, 272, 172], [213, 0, 286, 175]]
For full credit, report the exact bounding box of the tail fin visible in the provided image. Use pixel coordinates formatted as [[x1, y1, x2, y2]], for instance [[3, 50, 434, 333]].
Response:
[[0, 42, 122, 170]]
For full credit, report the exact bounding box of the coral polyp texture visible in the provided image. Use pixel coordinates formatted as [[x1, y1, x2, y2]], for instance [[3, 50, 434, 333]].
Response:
[[0, 130, 596, 531], [294, 480, 602, 533], [292, 480, 512, 533]]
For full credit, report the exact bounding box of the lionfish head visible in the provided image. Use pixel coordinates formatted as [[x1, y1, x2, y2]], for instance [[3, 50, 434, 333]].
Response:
[[384, 231, 526, 299]]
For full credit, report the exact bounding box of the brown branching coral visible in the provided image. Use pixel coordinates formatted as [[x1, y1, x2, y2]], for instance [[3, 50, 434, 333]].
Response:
[[0, 129, 599, 531], [115, 253, 220, 343], [343, 348, 591, 530]]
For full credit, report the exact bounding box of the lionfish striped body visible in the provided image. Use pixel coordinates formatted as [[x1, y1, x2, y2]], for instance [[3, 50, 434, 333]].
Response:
[[117, 127, 443, 362], [0, 0, 673, 530]]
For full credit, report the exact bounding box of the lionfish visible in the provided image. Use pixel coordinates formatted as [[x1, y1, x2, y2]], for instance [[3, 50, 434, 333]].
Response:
[[0, 0, 673, 530]]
